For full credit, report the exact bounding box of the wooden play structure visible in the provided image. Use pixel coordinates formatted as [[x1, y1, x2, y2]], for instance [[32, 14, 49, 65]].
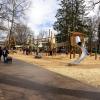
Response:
[[70, 32, 84, 46], [70, 32, 84, 59], [70, 32, 99, 60]]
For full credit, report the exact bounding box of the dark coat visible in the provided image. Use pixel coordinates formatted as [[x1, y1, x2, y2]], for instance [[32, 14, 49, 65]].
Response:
[[0, 49, 2, 56], [2, 49, 9, 57]]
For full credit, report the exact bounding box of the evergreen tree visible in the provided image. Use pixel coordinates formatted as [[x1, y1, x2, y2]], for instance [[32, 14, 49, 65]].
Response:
[[98, 23, 100, 51], [54, 0, 87, 42]]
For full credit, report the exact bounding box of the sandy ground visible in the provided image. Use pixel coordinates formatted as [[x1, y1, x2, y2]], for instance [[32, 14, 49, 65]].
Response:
[[10, 52, 100, 88]]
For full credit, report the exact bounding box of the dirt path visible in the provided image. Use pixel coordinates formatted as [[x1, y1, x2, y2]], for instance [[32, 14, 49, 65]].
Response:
[[11, 53, 100, 87], [0, 56, 100, 100]]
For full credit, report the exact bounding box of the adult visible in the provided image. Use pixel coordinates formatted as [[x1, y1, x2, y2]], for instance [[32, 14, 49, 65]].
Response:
[[2, 47, 9, 63], [0, 47, 2, 61]]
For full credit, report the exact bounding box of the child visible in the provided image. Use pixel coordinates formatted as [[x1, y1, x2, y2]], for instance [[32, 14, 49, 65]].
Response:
[[75, 36, 82, 46], [75, 36, 89, 55]]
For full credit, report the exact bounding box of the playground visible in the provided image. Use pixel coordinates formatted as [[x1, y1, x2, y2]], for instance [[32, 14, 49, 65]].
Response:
[[11, 52, 100, 88], [9, 30, 100, 88], [0, 31, 100, 99], [0, 0, 100, 99], [0, 54, 100, 100]]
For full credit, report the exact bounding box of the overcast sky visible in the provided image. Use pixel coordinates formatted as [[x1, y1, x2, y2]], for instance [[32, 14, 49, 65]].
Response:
[[26, 0, 59, 35], [25, 0, 100, 36], [0, 0, 99, 41]]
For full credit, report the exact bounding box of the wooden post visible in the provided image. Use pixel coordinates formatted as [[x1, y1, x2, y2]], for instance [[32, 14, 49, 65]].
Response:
[[95, 52, 97, 60], [73, 46, 75, 58], [70, 46, 72, 59], [79, 48, 81, 57], [95, 41, 97, 60]]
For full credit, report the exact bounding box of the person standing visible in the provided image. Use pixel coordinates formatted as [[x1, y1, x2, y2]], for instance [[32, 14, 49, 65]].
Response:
[[0, 47, 2, 61], [2, 47, 9, 63]]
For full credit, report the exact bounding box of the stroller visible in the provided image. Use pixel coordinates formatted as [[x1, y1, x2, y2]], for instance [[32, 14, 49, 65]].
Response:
[[6, 56, 12, 63]]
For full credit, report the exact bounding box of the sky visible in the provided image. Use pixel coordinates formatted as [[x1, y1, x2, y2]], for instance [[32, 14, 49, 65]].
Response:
[[25, 0, 100, 36], [0, 0, 99, 39], [26, 0, 59, 35], [86, 0, 100, 17]]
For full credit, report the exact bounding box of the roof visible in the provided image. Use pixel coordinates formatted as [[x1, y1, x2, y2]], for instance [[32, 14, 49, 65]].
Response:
[[15, 45, 23, 48], [71, 32, 84, 36]]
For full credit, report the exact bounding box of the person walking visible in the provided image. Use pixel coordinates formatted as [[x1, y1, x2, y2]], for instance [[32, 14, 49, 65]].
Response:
[[2, 47, 9, 63], [0, 47, 2, 62]]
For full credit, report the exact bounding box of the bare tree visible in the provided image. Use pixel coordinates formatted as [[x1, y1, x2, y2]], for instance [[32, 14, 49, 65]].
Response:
[[34, 30, 49, 57], [0, 2, 6, 19], [98, 23, 100, 51], [0, 0, 31, 48], [38, 30, 49, 39], [93, 0, 100, 6], [15, 23, 33, 45], [88, 0, 100, 9]]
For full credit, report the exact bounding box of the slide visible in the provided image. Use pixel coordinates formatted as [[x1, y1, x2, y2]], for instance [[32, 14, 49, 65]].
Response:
[[68, 46, 88, 66]]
